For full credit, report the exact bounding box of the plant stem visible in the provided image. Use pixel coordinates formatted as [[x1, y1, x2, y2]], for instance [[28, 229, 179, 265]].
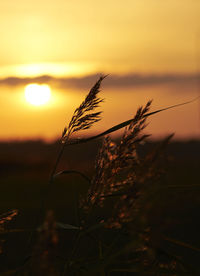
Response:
[[40, 142, 66, 213], [41, 131, 72, 214]]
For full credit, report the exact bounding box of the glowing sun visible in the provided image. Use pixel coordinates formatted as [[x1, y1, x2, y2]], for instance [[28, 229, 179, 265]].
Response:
[[25, 83, 51, 106]]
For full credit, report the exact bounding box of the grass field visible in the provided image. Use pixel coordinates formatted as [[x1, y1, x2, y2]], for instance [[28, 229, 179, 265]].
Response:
[[0, 139, 200, 275]]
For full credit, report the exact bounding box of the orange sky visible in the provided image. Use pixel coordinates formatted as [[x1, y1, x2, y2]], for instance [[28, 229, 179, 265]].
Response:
[[0, 0, 200, 141]]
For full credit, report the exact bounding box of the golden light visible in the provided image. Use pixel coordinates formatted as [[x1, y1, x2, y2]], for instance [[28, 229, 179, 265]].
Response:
[[24, 83, 51, 106]]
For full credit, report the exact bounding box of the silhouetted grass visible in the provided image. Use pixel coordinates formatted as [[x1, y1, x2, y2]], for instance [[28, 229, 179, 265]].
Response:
[[0, 76, 200, 275]]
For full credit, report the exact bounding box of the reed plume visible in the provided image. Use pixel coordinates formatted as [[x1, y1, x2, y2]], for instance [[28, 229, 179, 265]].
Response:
[[61, 75, 105, 143], [0, 209, 18, 225], [84, 100, 153, 211], [81, 100, 173, 231]]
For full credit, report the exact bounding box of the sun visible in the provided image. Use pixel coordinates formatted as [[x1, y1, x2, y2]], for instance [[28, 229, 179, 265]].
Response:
[[24, 83, 51, 106]]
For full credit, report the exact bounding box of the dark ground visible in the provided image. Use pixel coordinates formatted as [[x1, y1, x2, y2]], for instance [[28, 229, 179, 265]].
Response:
[[0, 139, 200, 274]]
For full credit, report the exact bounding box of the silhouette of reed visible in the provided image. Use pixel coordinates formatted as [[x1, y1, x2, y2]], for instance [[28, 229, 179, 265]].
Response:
[[1, 76, 200, 275], [39, 76, 198, 275]]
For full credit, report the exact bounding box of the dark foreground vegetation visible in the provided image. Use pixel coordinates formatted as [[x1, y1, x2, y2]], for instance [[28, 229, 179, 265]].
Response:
[[0, 77, 200, 275]]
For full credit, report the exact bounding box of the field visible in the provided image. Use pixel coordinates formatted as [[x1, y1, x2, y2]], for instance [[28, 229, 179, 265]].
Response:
[[0, 138, 200, 275]]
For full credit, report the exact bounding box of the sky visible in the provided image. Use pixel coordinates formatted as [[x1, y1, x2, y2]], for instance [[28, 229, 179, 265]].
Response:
[[0, 0, 200, 141]]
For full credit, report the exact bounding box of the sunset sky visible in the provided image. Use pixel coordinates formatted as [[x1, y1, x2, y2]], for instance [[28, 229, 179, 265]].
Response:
[[0, 0, 200, 141]]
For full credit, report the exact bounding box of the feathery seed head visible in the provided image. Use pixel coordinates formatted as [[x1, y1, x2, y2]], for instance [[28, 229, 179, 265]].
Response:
[[61, 75, 106, 143]]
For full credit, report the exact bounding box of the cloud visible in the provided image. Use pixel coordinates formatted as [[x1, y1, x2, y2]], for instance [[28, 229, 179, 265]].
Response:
[[0, 72, 199, 91], [0, 75, 52, 86]]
